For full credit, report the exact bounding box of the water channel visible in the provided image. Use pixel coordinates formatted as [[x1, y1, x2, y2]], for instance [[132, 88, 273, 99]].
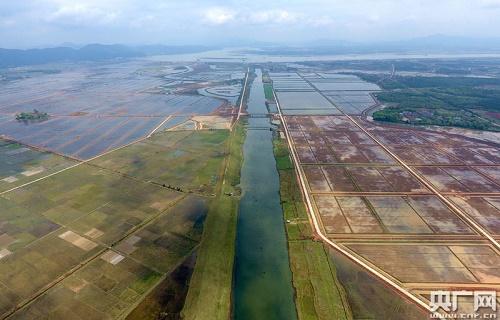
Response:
[[233, 69, 297, 320]]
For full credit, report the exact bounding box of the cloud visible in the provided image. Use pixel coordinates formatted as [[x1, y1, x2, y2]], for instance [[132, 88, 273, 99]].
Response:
[[308, 16, 335, 27], [203, 7, 236, 25], [479, 0, 500, 9], [0, 18, 16, 27], [202, 8, 311, 26], [2, 0, 500, 47], [46, 3, 119, 26], [248, 10, 299, 24]]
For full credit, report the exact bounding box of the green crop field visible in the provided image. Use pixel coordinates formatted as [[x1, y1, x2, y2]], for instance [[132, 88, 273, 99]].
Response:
[[0, 128, 233, 319], [10, 255, 162, 319], [264, 83, 275, 101], [126, 253, 197, 320], [91, 130, 229, 195], [123, 195, 208, 273], [0, 140, 77, 193]]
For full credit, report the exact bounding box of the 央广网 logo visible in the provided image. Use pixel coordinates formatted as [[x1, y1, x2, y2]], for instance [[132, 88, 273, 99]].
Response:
[[429, 290, 497, 319]]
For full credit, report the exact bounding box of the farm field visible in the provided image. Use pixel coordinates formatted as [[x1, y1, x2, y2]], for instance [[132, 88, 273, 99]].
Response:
[[90, 130, 229, 195], [329, 249, 427, 319], [0, 126, 232, 319], [0, 61, 244, 160], [272, 69, 500, 315], [0, 140, 77, 192], [272, 72, 380, 115], [3, 56, 500, 320]]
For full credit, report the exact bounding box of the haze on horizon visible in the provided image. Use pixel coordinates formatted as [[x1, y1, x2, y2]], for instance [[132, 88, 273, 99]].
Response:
[[1, 0, 500, 49]]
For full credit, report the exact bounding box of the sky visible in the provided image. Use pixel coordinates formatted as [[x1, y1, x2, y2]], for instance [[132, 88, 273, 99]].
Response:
[[1, 0, 500, 48]]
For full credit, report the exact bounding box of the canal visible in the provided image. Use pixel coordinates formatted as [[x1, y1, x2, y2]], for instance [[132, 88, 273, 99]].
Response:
[[233, 69, 297, 320]]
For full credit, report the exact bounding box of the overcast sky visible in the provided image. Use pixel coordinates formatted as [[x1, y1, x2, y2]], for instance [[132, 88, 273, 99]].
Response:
[[1, 0, 500, 48]]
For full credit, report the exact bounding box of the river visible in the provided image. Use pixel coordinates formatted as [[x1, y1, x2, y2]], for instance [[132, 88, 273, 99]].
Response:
[[233, 69, 297, 320]]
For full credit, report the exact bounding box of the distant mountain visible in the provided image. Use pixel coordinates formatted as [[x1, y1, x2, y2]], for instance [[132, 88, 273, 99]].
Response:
[[135, 44, 216, 56], [375, 34, 500, 52], [0, 44, 143, 68], [0, 44, 216, 68], [58, 42, 84, 49], [3, 35, 500, 68]]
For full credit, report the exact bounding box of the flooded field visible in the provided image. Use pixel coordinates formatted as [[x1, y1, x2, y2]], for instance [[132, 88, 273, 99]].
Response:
[[0, 61, 243, 159], [2, 54, 500, 318], [314, 194, 474, 235], [271, 72, 379, 115], [348, 243, 500, 283]]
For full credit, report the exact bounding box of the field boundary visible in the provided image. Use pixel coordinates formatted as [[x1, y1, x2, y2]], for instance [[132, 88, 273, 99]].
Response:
[[0, 131, 158, 197], [273, 88, 435, 313]]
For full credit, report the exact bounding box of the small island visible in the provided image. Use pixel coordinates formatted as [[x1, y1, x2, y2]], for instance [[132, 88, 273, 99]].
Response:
[[15, 109, 49, 122]]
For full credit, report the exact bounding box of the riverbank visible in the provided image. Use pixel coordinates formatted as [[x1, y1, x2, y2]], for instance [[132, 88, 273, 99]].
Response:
[[273, 136, 352, 320], [181, 123, 246, 320]]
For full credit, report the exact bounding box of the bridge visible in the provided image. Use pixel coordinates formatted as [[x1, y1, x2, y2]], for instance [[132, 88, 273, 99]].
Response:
[[240, 113, 271, 118], [247, 126, 274, 131]]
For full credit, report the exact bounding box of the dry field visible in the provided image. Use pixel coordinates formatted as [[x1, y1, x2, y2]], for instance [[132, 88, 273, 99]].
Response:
[[272, 70, 500, 312], [285, 113, 500, 307]]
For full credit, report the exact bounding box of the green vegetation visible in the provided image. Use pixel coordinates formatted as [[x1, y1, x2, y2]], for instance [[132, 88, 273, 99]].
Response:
[[225, 123, 246, 190], [0, 129, 234, 319], [358, 74, 500, 90], [181, 123, 246, 320], [273, 138, 310, 240], [181, 193, 237, 320], [373, 106, 496, 131], [15, 109, 49, 122], [289, 242, 351, 320], [357, 73, 500, 131], [262, 71, 275, 101], [372, 107, 404, 122], [11, 254, 163, 320], [121, 196, 207, 272], [0, 134, 217, 317], [92, 130, 229, 195], [264, 83, 274, 101], [308, 59, 500, 74], [375, 87, 500, 112], [126, 254, 197, 320], [274, 137, 351, 320], [0, 139, 77, 193], [330, 251, 426, 320]]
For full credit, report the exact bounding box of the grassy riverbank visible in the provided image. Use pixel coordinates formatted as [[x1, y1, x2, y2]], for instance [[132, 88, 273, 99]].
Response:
[[182, 123, 246, 320], [273, 137, 352, 320]]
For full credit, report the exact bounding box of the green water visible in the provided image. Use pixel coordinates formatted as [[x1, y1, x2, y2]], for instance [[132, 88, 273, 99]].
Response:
[[233, 70, 297, 320]]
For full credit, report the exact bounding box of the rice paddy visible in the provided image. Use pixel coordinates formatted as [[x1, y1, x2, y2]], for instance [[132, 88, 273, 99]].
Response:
[[0, 126, 232, 319], [0, 61, 243, 160]]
